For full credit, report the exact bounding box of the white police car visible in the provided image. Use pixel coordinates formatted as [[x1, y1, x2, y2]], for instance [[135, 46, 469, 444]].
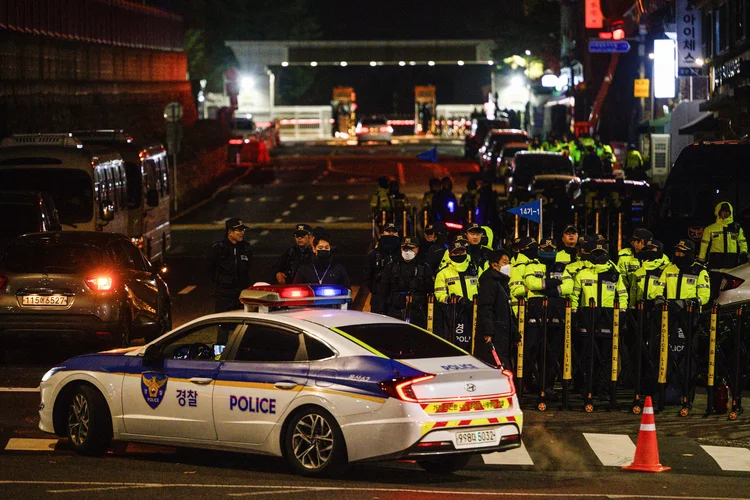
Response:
[[38, 285, 522, 476]]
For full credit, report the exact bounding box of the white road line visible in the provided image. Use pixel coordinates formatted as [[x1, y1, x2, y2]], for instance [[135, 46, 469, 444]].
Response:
[[177, 286, 196, 295], [5, 438, 59, 451], [583, 433, 635, 467], [244, 197, 252, 202], [248, 239, 258, 246], [0, 387, 40, 392], [282, 210, 291, 216], [701, 445, 750, 471], [289, 203, 298, 208], [347, 194, 355, 200], [48, 485, 164, 494], [312, 179, 319, 185], [482, 442, 534, 465], [228, 198, 236, 203], [316, 195, 324, 201], [260, 230, 270, 236], [332, 195, 339, 200], [273, 218, 282, 223], [297, 195, 305, 200], [259, 196, 268, 202]]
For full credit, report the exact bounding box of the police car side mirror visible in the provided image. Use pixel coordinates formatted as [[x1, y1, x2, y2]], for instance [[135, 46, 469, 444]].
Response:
[[143, 344, 164, 367]]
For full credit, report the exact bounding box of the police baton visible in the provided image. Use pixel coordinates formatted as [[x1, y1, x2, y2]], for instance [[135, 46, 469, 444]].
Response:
[[562, 299, 572, 410], [538, 297, 549, 412], [657, 302, 669, 413], [610, 300, 620, 411], [426, 294, 434, 333], [516, 299, 526, 400], [705, 304, 718, 416], [471, 296, 478, 356]]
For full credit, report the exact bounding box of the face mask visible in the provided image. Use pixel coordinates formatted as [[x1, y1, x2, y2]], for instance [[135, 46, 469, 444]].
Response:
[[316, 250, 331, 260], [450, 254, 467, 263], [590, 252, 609, 265], [538, 250, 557, 263], [641, 250, 659, 261], [674, 254, 693, 269], [522, 247, 538, 260], [401, 250, 416, 261], [380, 235, 400, 249], [500, 264, 511, 276]]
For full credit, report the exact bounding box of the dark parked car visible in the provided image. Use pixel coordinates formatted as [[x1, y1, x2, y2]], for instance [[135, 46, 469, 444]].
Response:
[[506, 151, 576, 199], [464, 117, 510, 159], [0, 191, 61, 250], [478, 129, 529, 177], [0, 231, 171, 351]]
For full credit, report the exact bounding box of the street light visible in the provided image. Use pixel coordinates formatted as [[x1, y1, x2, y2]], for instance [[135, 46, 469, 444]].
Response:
[[310, 61, 318, 67], [525, 49, 531, 56], [428, 60, 435, 66], [241, 75, 254, 91], [457, 60, 465, 66], [340, 61, 347, 67], [398, 61, 406, 66], [281, 61, 289, 67]]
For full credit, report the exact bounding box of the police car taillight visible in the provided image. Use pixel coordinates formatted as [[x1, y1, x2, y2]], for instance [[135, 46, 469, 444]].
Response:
[[379, 374, 435, 402], [720, 275, 745, 291]]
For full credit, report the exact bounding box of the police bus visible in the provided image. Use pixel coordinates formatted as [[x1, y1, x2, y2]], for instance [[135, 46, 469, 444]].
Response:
[[0, 134, 128, 235], [73, 130, 171, 263]]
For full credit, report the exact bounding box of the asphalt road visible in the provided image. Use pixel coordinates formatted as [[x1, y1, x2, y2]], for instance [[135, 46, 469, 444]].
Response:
[[1, 139, 749, 499]]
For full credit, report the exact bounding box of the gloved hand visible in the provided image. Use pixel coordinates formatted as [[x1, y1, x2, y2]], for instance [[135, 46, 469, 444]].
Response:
[[653, 296, 666, 307], [545, 278, 562, 290], [459, 297, 473, 308]]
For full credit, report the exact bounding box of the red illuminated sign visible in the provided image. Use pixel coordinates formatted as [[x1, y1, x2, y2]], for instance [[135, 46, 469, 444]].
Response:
[[585, 0, 604, 29]]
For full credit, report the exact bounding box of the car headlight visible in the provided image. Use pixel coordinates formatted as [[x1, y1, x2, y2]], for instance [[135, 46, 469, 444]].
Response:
[[41, 366, 65, 383]]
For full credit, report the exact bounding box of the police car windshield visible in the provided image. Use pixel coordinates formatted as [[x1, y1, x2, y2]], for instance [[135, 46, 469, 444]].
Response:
[[336, 323, 464, 359]]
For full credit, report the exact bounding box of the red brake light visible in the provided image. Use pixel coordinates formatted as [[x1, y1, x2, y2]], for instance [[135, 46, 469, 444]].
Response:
[[358, 127, 369, 134], [379, 126, 390, 133], [612, 28, 626, 40], [720, 276, 745, 291], [86, 276, 113, 292], [445, 222, 463, 230], [228, 139, 243, 145], [379, 374, 435, 402]]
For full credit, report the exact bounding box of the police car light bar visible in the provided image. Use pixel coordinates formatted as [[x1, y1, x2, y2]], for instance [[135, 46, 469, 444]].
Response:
[[240, 285, 351, 311]]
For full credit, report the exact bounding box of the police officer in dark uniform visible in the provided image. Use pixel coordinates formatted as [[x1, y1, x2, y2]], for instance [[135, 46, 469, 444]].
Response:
[[362, 223, 401, 304], [425, 221, 450, 272], [419, 222, 439, 258], [465, 223, 491, 270], [373, 237, 434, 327], [275, 224, 313, 284], [211, 218, 253, 312]]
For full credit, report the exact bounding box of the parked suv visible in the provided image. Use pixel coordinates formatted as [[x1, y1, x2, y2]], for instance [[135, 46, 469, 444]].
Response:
[[0, 191, 61, 250], [0, 231, 171, 351]]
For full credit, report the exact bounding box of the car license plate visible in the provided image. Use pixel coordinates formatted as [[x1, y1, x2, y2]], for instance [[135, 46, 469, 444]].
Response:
[[455, 429, 499, 448], [21, 295, 68, 306]]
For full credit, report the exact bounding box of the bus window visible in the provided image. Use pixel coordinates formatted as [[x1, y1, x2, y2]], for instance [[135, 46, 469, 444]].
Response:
[[124, 161, 143, 209]]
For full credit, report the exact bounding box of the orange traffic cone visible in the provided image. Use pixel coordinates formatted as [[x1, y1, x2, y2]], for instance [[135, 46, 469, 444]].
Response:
[[622, 396, 670, 473]]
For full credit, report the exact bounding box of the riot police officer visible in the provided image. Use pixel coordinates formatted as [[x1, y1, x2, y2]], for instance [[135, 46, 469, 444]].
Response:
[[698, 202, 748, 270], [362, 223, 401, 304], [425, 221, 450, 272], [571, 239, 628, 401], [211, 218, 254, 313], [275, 223, 313, 284], [434, 236, 479, 350], [465, 223, 491, 270], [373, 237, 434, 327]]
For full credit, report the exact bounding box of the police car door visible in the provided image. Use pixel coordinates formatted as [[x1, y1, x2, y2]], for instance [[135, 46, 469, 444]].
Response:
[[214, 321, 309, 445], [122, 319, 243, 440]]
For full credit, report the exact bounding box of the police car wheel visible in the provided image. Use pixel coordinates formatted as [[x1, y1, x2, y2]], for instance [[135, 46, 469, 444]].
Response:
[[66, 385, 112, 456], [284, 407, 347, 477], [417, 453, 472, 474]]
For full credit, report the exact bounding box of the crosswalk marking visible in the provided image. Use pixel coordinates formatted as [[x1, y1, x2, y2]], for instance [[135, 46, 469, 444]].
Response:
[[5, 438, 59, 451], [178, 286, 197, 295], [583, 433, 635, 467], [701, 445, 750, 472], [482, 443, 534, 465]]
